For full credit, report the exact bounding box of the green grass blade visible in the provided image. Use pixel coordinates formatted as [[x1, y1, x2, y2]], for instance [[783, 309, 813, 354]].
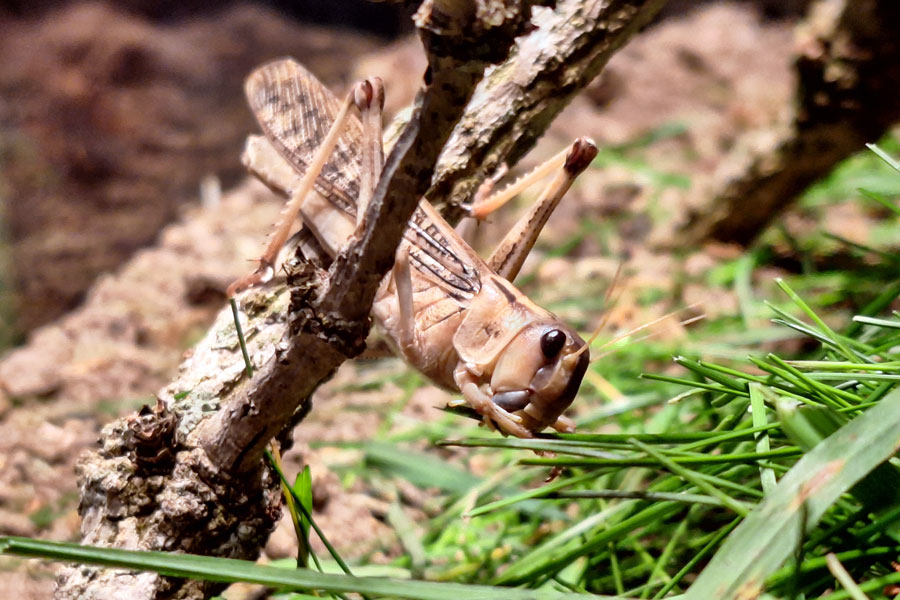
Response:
[[859, 188, 900, 216], [653, 517, 740, 599], [520, 447, 800, 468], [0, 536, 625, 600], [292, 465, 314, 569], [773, 279, 858, 361], [820, 572, 900, 600], [362, 442, 480, 493], [265, 450, 353, 578], [853, 315, 900, 330], [866, 142, 900, 173], [230, 298, 254, 378], [628, 438, 750, 516], [495, 498, 685, 585], [465, 472, 596, 517], [683, 386, 900, 599], [749, 384, 777, 494]]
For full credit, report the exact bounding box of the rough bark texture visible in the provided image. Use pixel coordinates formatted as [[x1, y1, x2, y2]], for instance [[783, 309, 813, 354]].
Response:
[[677, 0, 900, 246], [428, 0, 669, 224], [54, 0, 667, 598]]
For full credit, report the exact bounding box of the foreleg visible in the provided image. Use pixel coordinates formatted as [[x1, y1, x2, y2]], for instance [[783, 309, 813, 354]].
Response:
[[453, 366, 532, 438]]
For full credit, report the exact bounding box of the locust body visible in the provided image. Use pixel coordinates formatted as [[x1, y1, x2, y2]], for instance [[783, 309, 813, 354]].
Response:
[[232, 59, 596, 438]]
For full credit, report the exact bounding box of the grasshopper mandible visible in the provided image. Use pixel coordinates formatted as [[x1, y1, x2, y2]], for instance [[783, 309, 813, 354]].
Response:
[[229, 58, 598, 438]]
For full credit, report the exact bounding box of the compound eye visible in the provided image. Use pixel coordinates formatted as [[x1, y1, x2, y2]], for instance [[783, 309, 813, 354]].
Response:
[[540, 329, 566, 359]]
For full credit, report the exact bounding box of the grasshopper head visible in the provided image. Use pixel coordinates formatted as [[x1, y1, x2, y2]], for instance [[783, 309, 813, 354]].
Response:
[[488, 322, 589, 434]]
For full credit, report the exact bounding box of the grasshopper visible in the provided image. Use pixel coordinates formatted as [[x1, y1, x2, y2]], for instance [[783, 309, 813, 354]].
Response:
[[229, 58, 598, 438]]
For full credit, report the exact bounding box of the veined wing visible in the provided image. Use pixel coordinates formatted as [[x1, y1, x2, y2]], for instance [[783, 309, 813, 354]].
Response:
[[245, 58, 481, 299], [245, 58, 362, 217], [404, 201, 482, 301]]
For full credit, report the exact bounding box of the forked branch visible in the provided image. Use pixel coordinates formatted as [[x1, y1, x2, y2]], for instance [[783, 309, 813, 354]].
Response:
[[429, 0, 668, 224]]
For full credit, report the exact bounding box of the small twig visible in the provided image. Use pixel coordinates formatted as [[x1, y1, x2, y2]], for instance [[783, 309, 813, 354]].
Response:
[[230, 298, 254, 378]]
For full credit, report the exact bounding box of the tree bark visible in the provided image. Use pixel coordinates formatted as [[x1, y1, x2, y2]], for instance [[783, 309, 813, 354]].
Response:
[[677, 0, 900, 246], [431, 0, 668, 224], [55, 1, 667, 598]]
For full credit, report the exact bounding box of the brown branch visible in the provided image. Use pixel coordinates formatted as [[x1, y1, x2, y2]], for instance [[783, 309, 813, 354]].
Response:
[[55, 1, 666, 598], [428, 0, 669, 224], [676, 0, 900, 246]]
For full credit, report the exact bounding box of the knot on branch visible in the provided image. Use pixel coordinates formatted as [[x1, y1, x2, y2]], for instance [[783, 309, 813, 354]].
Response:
[[415, 0, 549, 63], [286, 258, 369, 359], [123, 400, 178, 474]]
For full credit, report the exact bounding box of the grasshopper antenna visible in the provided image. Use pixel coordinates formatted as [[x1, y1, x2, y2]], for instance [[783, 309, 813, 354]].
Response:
[[589, 305, 705, 364], [571, 259, 627, 359]]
